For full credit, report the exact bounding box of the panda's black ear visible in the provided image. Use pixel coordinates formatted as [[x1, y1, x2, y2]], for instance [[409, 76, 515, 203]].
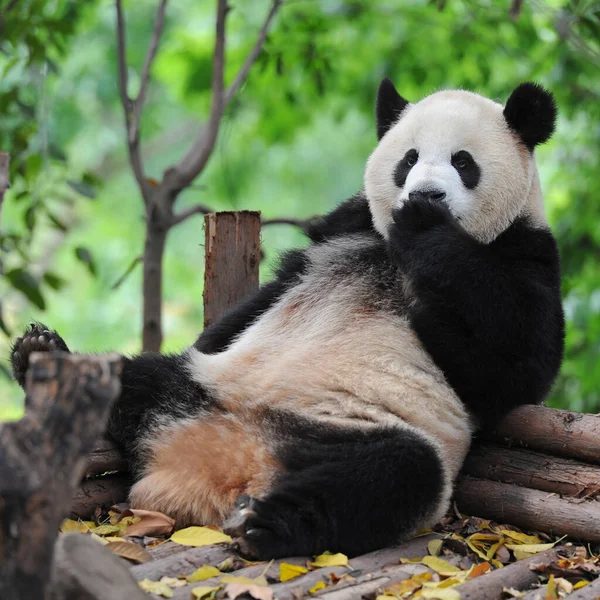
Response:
[[503, 83, 557, 151], [376, 78, 410, 141]]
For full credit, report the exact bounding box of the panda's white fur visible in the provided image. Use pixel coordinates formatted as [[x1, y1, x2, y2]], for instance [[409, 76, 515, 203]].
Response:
[[366, 90, 548, 243]]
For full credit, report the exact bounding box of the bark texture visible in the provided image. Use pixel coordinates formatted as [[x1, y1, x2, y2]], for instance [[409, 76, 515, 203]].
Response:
[[0, 352, 122, 600], [203, 211, 261, 328]]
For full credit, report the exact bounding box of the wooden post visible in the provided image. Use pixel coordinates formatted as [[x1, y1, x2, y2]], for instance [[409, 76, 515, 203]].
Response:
[[0, 352, 122, 600], [203, 210, 261, 328]]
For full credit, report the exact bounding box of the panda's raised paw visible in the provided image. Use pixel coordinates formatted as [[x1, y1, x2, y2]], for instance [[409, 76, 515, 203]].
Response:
[[392, 197, 454, 233], [11, 322, 70, 388]]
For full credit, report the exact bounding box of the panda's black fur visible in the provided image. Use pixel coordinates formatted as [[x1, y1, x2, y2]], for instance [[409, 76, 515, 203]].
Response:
[[11, 80, 565, 559]]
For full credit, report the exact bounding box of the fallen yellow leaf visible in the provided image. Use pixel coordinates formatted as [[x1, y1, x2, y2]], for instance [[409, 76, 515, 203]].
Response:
[[106, 540, 152, 564], [421, 587, 461, 599], [90, 532, 109, 546], [158, 577, 186, 588], [505, 542, 557, 560], [428, 539, 444, 557], [186, 565, 221, 582], [138, 578, 174, 598], [310, 552, 348, 567], [170, 526, 231, 546], [191, 585, 220, 599], [279, 563, 308, 582], [91, 524, 122, 536], [421, 556, 462, 575], [495, 530, 542, 545], [60, 519, 94, 533], [573, 580, 589, 590], [225, 582, 273, 600], [221, 575, 268, 586], [309, 581, 327, 594]]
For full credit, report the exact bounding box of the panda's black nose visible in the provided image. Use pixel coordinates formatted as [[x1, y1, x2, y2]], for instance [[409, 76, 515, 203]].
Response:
[[409, 190, 446, 202]]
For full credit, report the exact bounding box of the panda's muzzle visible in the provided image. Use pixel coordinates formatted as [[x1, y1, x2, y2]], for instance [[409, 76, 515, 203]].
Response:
[[408, 189, 447, 203]]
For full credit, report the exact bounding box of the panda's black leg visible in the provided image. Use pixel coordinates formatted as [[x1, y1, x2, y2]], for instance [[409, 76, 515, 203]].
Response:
[[223, 422, 446, 559], [10, 322, 70, 388]]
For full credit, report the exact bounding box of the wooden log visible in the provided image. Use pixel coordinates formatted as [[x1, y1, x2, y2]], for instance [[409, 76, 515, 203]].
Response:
[[567, 576, 600, 599], [49, 533, 146, 600], [454, 547, 562, 600], [455, 477, 600, 542], [488, 405, 600, 464], [131, 544, 233, 581], [203, 210, 261, 328], [162, 534, 443, 599], [0, 352, 122, 600], [84, 438, 127, 477], [462, 444, 600, 498], [70, 473, 131, 520]]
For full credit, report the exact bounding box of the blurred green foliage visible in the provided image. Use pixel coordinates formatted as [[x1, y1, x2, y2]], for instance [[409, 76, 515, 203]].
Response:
[[0, 0, 599, 419]]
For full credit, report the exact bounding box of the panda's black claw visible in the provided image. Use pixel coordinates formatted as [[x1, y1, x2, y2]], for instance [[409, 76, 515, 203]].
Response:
[[10, 323, 71, 389]]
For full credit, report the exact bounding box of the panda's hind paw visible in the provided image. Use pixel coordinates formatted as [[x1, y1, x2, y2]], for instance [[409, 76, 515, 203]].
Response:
[[223, 495, 289, 560], [11, 323, 70, 388]]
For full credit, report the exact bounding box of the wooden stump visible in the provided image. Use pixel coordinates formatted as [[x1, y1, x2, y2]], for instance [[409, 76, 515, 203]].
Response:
[[0, 352, 122, 600], [203, 210, 261, 328]]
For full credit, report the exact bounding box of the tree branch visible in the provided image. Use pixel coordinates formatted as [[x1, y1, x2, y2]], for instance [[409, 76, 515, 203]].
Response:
[[133, 0, 168, 138], [261, 216, 310, 228], [115, 0, 150, 201], [168, 0, 228, 192], [166, 0, 283, 194], [172, 203, 213, 226], [224, 0, 283, 105]]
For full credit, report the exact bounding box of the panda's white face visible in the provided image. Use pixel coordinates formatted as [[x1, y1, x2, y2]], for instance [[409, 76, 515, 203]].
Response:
[[365, 89, 548, 244]]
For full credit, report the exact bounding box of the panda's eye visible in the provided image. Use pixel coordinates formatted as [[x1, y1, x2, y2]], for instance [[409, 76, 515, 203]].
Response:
[[451, 150, 481, 190], [405, 150, 418, 167], [455, 159, 468, 169]]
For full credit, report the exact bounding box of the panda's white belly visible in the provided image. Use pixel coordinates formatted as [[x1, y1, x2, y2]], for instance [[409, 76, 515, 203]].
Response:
[[187, 276, 473, 480]]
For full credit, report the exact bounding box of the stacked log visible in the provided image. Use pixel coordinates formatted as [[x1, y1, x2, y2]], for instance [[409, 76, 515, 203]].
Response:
[[457, 406, 600, 541]]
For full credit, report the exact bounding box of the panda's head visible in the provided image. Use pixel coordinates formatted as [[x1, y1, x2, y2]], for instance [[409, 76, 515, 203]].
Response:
[[365, 79, 557, 243]]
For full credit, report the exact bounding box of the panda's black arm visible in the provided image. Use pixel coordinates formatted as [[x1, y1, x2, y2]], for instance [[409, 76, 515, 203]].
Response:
[[304, 191, 374, 243], [389, 199, 564, 428], [194, 248, 309, 354]]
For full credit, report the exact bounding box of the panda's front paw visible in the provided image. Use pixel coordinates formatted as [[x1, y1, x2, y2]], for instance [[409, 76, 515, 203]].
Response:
[[11, 323, 70, 388], [392, 197, 454, 234]]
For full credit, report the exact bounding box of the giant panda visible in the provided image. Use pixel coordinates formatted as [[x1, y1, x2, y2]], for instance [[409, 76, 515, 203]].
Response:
[[10, 79, 565, 560]]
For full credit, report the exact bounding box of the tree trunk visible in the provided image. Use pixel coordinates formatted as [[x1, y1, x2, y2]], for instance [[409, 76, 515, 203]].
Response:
[[142, 220, 167, 352], [0, 352, 122, 600]]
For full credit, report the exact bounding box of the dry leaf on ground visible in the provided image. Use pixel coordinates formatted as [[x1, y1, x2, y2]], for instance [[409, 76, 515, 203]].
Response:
[[170, 526, 231, 546], [225, 582, 274, 600], [138, 578, 174, 598], [186, 565, 221, 582], [191, 585, 220, 599], [279, 563, 308, 582], [118, 508, 175, 537], [310, 552, 348, 567], [106, 540, 152, 564]]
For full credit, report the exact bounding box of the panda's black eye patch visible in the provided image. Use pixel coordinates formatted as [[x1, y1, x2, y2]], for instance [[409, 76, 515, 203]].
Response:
[[394, 149, 418, 187], [451, 150, 480, 189]]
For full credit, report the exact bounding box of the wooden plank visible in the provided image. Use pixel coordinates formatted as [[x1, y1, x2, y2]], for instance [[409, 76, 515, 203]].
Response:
[[203, 210, 261, 328]]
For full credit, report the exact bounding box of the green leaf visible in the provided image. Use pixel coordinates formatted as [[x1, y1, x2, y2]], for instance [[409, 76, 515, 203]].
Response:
[[74, 247, 97, 276], [68, 180, 97, 199], [24, 205, 36, 231], [5, 269, 46, 309], [43, 272, 67, 291], [46, 211, 68, 232]]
